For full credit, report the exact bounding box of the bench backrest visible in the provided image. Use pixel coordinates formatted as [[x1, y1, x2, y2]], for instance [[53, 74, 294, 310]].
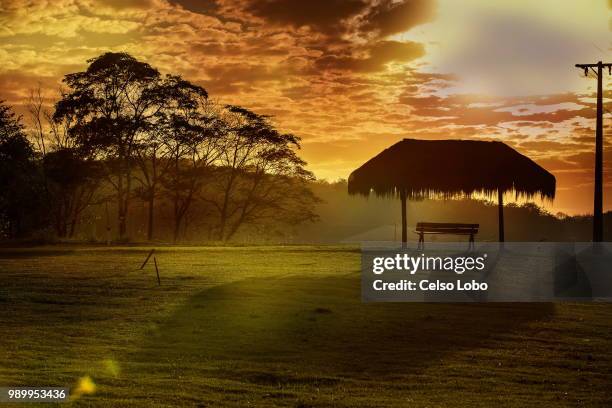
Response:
[[416, 222, 479, 234]]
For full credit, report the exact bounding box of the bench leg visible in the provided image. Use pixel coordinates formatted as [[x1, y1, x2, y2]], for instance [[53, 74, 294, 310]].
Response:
[[469, 234, 475, 251], [418, 233, 424, 250]]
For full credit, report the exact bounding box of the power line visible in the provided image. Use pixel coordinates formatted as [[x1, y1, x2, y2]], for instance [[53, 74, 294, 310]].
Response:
[[591, 42, 607, 55]]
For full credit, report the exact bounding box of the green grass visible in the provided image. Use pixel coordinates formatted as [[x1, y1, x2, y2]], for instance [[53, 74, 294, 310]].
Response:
[[0, 246, 611, 407]]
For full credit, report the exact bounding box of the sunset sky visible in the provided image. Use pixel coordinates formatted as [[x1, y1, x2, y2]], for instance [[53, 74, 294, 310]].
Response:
[[0, 0, 610, 214]]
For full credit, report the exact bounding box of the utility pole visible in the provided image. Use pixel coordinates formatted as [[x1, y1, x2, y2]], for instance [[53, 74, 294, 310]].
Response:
[[575, 61, 611, 242]]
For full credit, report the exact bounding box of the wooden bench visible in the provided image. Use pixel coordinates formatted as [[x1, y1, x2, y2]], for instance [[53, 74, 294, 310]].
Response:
[[415, 222, 479, 249]]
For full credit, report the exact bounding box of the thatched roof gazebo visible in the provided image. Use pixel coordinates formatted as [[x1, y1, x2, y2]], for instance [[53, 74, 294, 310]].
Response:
[[348, 139, 556, 244]]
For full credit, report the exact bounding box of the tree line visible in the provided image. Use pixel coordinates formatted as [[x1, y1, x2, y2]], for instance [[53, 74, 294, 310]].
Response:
[[0, 52, 318, 242]]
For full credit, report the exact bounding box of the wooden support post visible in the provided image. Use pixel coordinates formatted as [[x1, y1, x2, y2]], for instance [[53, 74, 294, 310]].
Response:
[[575, 61, 611, 242], [400, 189, 407, 248], [153, 256, 161, 286], [498, 189, 505, 243], [140, 249, 155, 270], [593, 61, 604, 242]]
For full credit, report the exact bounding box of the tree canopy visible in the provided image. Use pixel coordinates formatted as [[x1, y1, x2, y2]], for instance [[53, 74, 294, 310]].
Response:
[[4, 52, 318, 243]]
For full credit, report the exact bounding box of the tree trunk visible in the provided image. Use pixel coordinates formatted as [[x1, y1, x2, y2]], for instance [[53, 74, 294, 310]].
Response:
[[15, 216, 22, 238], [55, 207, 67, 238], [117, 175, 131, 240], [498, 189, 505, 243], [400, 189, 407, 248], [218, 172, 237, 241], [146, 151, 157, 241], [218, 217, 227, 241], [173, 221, 180, 244], [117, 173, 125, 239], [117, 149, 132, 240], [68, 218, 77, 238], [124, 166, 132, 238], [118, 209, 127, 238], [172, 191, 181, 243], [172, 212, 181, 244], [147, 194, 154, 241]]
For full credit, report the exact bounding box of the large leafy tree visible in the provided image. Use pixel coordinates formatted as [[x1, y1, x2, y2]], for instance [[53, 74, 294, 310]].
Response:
[[206, 106, 318, 241], [43, 148, 102, 238], [54, 52, 163, 239], [0, 102, 46, 238], [26, 87, 103, 239], [155, 76, 220, 242]]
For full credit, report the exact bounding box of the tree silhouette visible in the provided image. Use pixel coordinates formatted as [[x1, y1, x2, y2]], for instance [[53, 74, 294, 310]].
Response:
[[207, 105, 318, 241], [26, 87, 103, 238], [0, 102, 46, 238], [43, 148, 102, 238], [54, 52, 162, 240], [2, 52, 320, 243], [158, 76, 220, 242]]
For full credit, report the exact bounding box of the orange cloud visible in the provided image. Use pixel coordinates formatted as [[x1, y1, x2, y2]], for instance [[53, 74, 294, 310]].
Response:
[[0, 0, 609, 213]]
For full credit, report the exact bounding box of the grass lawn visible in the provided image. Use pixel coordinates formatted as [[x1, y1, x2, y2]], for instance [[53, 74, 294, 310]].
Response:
[[0, 246, 611, 407]]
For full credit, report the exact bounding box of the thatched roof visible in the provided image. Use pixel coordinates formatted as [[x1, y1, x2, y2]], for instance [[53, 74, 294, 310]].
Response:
[[348, 139, 555, 200]]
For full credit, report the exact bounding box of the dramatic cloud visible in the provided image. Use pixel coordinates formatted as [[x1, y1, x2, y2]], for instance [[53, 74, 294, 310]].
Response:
[[243, 0, 367, 32], [0, 0, 610, 214], [315, 40, 425, 72], [93, 0, 160, 9], [359, 0, 435, 37]]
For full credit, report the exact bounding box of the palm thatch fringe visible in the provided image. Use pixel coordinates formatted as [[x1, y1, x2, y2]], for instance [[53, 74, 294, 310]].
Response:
[[348, 139, 555, 200]]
